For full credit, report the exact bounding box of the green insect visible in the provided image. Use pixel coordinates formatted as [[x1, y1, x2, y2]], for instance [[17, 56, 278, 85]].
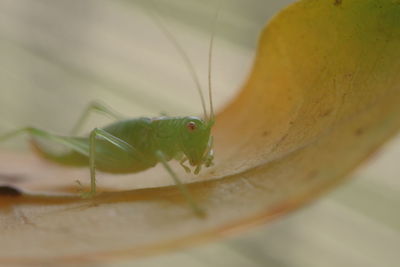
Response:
[[0, 5, 220, 217]]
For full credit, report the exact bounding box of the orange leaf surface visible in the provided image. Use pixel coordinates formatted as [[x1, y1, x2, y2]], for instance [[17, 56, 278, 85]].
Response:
[[1, 0, 400, 264]]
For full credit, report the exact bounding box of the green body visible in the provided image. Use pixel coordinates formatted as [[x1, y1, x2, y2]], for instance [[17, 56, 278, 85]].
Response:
[[32, 116, 213, 175]]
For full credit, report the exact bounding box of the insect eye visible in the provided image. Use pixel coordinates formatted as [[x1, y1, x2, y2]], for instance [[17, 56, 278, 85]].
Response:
[[186, 121, 197, 132]]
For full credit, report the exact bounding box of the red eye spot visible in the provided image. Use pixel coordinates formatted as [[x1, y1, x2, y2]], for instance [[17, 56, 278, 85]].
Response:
[[186, 121, 197, 131]]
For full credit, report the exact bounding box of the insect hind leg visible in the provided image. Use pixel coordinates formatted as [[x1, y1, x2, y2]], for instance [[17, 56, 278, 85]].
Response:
[[0, 127, 87, 154], [86, 128, 144, 198], [0, 126, 93, 188], [0, 127, 31, 143]]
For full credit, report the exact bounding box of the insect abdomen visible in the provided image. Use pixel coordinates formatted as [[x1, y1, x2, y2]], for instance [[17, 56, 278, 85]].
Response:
[[30, 118, 160, 174]]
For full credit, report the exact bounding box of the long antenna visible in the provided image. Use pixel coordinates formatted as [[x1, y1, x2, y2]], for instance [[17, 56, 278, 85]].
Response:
[[146, 1, 208, 120], [208, 1, 222, 123]]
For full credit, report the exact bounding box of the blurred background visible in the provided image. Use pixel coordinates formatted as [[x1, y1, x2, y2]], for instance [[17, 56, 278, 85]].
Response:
[[0, 0, 399, 266]]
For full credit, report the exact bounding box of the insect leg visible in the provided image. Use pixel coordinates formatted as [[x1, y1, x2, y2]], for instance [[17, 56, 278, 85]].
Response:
[[71, 101, 125, 135], [179, 157, 191, 173], [155, 150, 205, 217], [0, 127, 30, 143], [0, 127, 88, 155], [86, 128, 143, 197]]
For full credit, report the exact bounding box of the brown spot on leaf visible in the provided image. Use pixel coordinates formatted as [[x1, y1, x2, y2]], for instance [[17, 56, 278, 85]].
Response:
[[355, 127, 365, 136], [321, 109, 333, 117], [334, 0, 342, 6]]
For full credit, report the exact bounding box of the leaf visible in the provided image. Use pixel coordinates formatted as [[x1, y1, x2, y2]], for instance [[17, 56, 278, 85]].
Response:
[[1, 0, 400, 264]]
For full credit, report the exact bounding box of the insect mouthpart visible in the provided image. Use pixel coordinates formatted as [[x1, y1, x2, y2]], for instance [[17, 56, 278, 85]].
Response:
[[185, 157, 202, 174], [187, 147, 214, 175]]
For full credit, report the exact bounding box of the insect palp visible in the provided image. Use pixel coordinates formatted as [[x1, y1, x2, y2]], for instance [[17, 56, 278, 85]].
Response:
[[179, 157, 191, 173]]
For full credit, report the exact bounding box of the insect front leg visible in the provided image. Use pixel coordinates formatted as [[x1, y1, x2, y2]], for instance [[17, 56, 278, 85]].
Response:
[[71, 101, 125, 135], [155, 150, 205, 218]]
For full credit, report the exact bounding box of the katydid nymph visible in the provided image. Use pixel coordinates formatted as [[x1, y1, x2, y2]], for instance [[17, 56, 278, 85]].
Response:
[[0, 4, 220, 217]]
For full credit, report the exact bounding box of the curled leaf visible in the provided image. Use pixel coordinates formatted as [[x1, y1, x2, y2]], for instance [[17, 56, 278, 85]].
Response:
[[1, 0, 400, 264]]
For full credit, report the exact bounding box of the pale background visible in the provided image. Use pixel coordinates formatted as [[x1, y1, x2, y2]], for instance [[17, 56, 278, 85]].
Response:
[[0, 0, 399, 266]]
